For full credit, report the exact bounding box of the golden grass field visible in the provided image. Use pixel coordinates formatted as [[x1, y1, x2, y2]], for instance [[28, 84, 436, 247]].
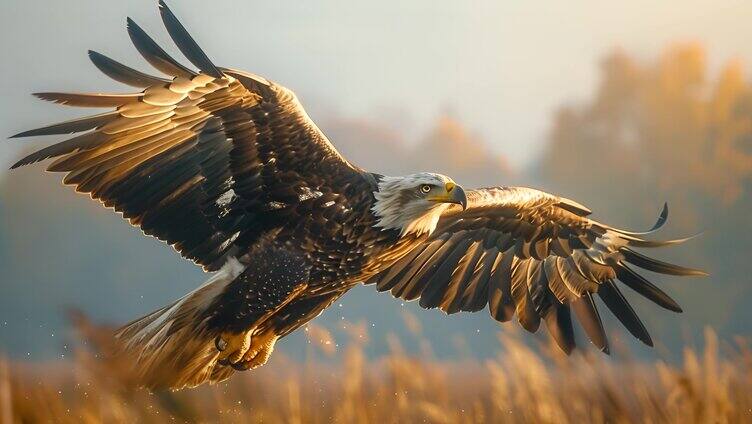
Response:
[[1, 317, 750, 424]]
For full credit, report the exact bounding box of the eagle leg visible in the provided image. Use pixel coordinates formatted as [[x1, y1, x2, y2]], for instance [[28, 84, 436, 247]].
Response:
[[228, 291, 347, 370], [216, 330, 252, 364], [229, 328, 279, 371], [215, 282, 307, 367]]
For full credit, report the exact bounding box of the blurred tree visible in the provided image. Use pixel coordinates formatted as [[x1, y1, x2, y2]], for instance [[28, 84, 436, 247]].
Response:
[[410, 115, 511, 187], [324, 114, 512, 187], [538, 44, 752, 341]]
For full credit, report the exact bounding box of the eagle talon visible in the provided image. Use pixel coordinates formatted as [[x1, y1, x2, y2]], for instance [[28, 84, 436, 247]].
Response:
[[216, 328, 279, 371], [214, 336, 228, 352], [216, 330, 252, 364], [239, 330, 278, 369], [231, 361, 251, 371]]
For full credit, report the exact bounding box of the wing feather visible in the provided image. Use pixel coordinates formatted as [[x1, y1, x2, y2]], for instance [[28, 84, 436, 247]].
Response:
[[615, 264, 683, 312], [11, 131, 108, 169], [88, 50, 170, 87], [126, 17, 196, 78], [441, 241, 486, 313], [418, 237, 474, 308], [393, 233, 465, 300], [458, 248, 498, 312], [11, 2, 359, 272], [543, 304, 575, 354], [510, 259, 541, 332], [487, 250, 516, 322], [621, 247, 707, 276], [368, 186, 704, 354], [11, 111, 119, 138], [32, 92, 141, 108], [158, 0, 224, 78], [571, 294, 609, 353], [597, 280, 653, 346]]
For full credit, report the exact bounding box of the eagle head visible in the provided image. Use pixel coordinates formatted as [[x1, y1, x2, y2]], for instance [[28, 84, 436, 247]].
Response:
[[372, 172, 467, 237]]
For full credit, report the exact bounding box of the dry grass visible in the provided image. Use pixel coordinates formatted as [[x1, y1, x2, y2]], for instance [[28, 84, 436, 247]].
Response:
[[0, 321, 750, 423]]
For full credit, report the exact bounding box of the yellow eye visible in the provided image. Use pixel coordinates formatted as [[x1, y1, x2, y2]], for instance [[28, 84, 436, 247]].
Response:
[[420, 184, 432, 194]]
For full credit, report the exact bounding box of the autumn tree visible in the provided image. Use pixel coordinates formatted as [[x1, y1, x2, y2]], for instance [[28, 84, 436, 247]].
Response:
[[538, 44, 752, 337]]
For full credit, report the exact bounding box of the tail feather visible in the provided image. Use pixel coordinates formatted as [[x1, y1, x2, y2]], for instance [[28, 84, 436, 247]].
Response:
[[115, 258, 244, 390]]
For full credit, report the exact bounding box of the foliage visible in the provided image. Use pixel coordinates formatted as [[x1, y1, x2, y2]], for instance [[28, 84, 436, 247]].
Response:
[[0, 320, 749, 423], [538, 44, 752, 337]]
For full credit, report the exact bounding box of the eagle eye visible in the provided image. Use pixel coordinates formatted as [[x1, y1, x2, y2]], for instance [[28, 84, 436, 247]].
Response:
[[420, 184, 432, 194]]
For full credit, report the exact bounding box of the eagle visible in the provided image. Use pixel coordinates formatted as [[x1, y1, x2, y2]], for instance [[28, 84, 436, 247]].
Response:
[[10, 1, 705, 390]]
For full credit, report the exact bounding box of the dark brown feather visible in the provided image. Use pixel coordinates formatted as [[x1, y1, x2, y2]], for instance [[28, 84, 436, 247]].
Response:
[[441, 242, 486, 314], [488, 251, 515, 322], [11, 111, 118, 138], [126, 17, 196, 78], [510, 259, 541, 332], [459, 249, 499, 312], [571, 294, 609, 353], [88, 50, 170, 87], [621, 247, 707, 276], [418, 238, 474, 309], [543, 304, 575, 354], [158, 1, 224, 78], [615, 264, 683, 312], [597, 281, 653, 346], [33, 92, 141, 108]]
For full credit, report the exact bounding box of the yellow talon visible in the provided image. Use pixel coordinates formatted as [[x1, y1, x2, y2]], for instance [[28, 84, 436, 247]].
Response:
[[216, 330, 252, 364], [215, 328, 279, 370]]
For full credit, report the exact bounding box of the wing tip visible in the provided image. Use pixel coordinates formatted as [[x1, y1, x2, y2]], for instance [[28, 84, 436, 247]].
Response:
[[126, 16, 147, 40], [662, 295, 683, 313], [655, 290, 683, 313], [11, 120, 53, 138], [156, 0, 224, 79], [32, 92, 64, 104], [622, 247, 708, 277], [615, 264, 685, 313], [653, 201, 669, 230], [680, 266, 709, 278], [10, 154, 39, 170], [87, 49, 108, 64]]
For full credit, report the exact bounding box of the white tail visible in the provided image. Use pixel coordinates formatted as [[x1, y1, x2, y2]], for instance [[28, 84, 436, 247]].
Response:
[[115, 258, 245, 390]]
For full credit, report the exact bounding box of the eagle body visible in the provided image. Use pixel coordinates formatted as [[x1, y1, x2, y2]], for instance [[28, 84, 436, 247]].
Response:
[[11, 1, 706, 390], [202, 172, 416, 329]]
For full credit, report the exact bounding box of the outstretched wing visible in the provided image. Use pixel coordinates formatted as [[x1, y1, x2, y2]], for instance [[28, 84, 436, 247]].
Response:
[[366, 187, 706, 353], [10, 1, 360, 271]]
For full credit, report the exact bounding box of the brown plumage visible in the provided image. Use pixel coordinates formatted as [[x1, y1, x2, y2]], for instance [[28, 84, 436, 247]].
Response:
[[366, 188, 705, 355], [10, 1, 705, 390]]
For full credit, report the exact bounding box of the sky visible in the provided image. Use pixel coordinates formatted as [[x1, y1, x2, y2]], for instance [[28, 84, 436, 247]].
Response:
[[1, 0, 752, 172]]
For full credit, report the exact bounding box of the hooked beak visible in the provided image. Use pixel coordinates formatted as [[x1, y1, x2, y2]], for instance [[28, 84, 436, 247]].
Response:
[[428, 182, 467, 210]]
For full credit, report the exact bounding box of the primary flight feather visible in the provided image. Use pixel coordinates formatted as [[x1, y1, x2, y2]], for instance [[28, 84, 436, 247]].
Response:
[[10, 1, 705, 390]]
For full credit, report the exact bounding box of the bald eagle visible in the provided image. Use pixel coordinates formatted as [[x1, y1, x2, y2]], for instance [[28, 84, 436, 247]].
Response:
[[10, 1, 705, 390]]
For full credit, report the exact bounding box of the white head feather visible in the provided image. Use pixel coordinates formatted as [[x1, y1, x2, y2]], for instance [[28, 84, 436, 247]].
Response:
[[372, 172, 456, 236]]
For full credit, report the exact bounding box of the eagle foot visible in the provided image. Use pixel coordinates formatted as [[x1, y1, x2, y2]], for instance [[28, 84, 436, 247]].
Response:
[[216, 330, 252, 365], [215, 328, 279, 370]]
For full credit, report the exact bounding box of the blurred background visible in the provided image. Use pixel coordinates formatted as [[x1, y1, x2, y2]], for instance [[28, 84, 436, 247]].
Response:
[[1, 0, 750, 372]]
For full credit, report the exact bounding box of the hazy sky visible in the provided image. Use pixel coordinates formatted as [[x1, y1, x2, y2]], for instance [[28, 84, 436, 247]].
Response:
[[1, 0, 751, 172]]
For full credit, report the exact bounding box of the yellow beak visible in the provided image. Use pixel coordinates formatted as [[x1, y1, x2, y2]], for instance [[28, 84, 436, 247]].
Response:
[[428, 183, 467, 210]]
